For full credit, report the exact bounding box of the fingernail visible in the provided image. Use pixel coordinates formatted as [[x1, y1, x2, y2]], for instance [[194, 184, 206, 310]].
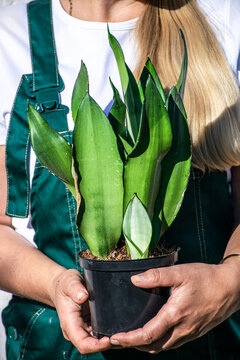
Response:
[[77, 291, 88, 301], [132, 274, 145, 283], [111, 339, 120, 345]]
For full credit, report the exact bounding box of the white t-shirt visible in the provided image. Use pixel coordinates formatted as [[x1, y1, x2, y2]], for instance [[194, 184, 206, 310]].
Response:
[[0, 0, 239, 241]]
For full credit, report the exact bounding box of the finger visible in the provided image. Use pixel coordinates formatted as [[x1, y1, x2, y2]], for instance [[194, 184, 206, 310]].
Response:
[[62, 301, 111, 354], [81, 301, 91, 325], [70, 325, 111, 354], [62, 329, 71, 341], [134, 325, 198, 353], [131, 266, 181, 289], [110, 304, 172, 347], [60, 270, 89, 305], [163, 337, 189, 350], [161, 326, 201, 351], [134, 329, 173, 353]]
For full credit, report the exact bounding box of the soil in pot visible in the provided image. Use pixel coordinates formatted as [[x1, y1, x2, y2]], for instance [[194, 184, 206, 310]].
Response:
[[80, 243, 176, 260]]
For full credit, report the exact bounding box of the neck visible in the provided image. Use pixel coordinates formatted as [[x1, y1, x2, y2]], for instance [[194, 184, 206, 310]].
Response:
[[60, 0, 146, 22]]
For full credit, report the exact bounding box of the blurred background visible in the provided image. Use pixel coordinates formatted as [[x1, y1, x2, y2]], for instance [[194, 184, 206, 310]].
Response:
[[0, 0, 26, 5]]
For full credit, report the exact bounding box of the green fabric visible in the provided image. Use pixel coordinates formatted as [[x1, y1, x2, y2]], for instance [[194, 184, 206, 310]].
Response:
[[5, 75, 33, 218], [2, 0, 240, 359], [28, 0, 59, 92], [2, 296, 106, 360], [163, 169, 233, 265]]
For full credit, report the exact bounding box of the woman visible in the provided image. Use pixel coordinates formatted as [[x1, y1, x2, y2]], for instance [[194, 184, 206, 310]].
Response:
[[0, 0, 240, 359]]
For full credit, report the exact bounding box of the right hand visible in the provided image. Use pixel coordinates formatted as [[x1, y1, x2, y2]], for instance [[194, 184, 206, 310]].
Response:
[[50, 268, 112, 354]]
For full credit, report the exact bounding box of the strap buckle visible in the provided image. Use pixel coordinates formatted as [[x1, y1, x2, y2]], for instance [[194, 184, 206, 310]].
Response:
[[35, 89, 60, 112]]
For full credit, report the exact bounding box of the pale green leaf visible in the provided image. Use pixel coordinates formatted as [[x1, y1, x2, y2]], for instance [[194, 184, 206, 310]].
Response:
[[123, 195, 152, 259]]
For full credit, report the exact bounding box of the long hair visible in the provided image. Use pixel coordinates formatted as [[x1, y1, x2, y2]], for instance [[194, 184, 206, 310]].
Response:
[[135, 0, 240, 171]]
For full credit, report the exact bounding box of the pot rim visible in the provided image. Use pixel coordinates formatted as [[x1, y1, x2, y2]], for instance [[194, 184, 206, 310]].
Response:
[[79, 245, 180, 272]]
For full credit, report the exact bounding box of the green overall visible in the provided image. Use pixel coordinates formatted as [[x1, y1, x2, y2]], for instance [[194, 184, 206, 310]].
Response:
[[2, 0, 240, 359]]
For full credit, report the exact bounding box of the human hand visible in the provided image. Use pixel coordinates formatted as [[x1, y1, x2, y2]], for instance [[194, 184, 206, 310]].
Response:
[[50, 268, 111, 354], [110, 262, 240, 353]]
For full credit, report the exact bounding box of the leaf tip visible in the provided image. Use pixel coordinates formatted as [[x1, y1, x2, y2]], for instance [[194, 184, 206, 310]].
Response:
[[107, 23, 111, 37], [179, 28, 184, 38]]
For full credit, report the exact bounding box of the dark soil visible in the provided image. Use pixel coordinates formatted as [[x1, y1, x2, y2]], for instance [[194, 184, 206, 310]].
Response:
[[79, 243, 175, 261]]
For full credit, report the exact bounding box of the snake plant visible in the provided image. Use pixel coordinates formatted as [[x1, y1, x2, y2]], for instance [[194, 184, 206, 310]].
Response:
[[28, 29, 191, 259]]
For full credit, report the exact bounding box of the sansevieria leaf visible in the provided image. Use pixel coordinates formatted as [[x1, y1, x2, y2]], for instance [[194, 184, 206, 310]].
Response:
[[176, 29, 188, 100], [152, 86, 191, 247], [108, 78, 133, 156], [73, 93, 124, 258], [108, 27, 142, 144], [109, 78, 126, 139], [123, 195, 152, 259], [27, 105, 76, 198], [124, 76, 172, 219], [138, 58, 166, 104], [71, 61, 89, 123]]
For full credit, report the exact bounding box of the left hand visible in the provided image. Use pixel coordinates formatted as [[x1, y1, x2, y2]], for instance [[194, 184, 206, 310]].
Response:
[[110, 261, 240, 353], [51, 269, 112, 354]]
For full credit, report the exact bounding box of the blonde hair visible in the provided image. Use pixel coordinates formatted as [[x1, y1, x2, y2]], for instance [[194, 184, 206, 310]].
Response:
[[135, 0, 240, 172]]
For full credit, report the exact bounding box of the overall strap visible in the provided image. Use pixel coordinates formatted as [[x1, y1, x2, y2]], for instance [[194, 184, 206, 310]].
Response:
[[28, 0, 67, 115], [6, 0, 69, 218], [28, 0, 59, 93]]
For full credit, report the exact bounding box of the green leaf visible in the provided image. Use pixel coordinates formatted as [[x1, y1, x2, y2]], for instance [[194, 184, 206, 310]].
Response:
[[176, 29, 188, 100], [123, 195, 152, 259], [145, 58, 167, 103], [73, 93, 124, 258], [108, 79, 133, 159], [138, 72, 145, 104], [125, 66, 142, 142], [138, 59, 166, 104], [126, 102, 146, 158], [109, 77, 126, 138], [123, 76, 172, 219], [108, 27, 142, 143], [71, 61, 89, 122], [152, 87, 191, 247], [166, 86, 187, 117], [107, 26, 128, 93], [27, 105, 76, 198]]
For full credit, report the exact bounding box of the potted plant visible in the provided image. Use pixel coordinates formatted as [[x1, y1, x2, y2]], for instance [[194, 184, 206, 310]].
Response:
[[27, 28, 191, 338]]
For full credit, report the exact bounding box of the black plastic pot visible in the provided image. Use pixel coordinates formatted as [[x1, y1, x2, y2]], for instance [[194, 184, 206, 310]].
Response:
[[79, 246, 179, 338]]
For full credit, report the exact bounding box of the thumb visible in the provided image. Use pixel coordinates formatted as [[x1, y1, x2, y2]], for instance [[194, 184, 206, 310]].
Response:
[[131, 265, 181, 288], [60, 269, 89, 305]]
